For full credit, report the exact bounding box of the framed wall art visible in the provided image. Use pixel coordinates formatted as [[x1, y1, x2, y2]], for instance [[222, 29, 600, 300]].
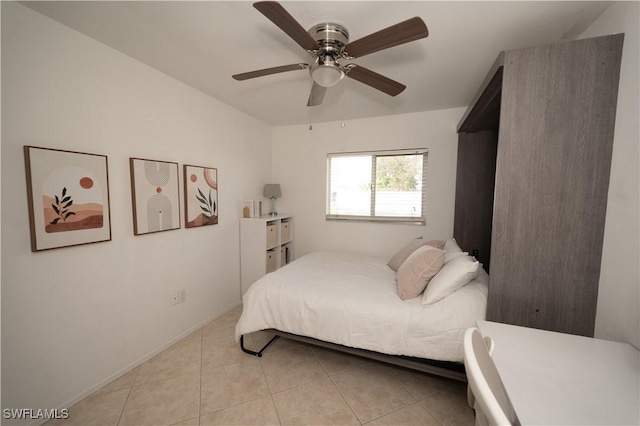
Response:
[[130, 158, 181, 235], [184, 164, 218, 228], [23, 145, 112, 252]]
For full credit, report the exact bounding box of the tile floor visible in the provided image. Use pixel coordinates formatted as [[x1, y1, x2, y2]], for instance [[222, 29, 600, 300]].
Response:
[[47, 305, 475, 426]]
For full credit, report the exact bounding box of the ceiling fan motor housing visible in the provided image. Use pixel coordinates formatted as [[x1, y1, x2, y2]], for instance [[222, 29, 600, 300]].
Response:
[[308, 23, 349, 86], [308, 23, 349, 55]]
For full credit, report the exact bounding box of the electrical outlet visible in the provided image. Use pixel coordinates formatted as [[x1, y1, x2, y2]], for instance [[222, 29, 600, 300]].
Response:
[[179, 289, 186, 303], [170, 292, 179, 306]]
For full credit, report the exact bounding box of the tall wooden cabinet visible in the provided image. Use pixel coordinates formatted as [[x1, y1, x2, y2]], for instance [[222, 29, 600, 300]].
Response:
[[240, 214, 294, 296], [454, 34, 624, 337]]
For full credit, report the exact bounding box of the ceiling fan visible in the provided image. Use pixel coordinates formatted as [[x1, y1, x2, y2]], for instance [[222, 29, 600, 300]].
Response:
[[232, 1, 429, 106]]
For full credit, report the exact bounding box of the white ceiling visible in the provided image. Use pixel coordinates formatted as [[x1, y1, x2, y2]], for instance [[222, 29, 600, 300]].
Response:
[[21, 1, 611, 126]]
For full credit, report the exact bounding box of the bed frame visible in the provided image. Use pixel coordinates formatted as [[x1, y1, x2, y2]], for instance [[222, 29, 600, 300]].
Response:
[[240, 329, 467, 382]]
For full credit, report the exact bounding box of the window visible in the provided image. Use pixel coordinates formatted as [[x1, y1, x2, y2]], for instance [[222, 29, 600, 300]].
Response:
[[326, 148, 427, 224]]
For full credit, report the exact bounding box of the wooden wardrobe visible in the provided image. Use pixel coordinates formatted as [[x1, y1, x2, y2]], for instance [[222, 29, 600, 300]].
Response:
[[454, 34, 624, 337]]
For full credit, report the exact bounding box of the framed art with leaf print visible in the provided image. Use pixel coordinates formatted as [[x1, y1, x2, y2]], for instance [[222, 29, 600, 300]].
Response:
[[184, 164, 218, 228], [130, 158, 181, 235], [23, 145, 112, 252]]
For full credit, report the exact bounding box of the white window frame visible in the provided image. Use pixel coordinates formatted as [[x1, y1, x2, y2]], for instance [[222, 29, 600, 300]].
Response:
[[326, 148, 428, 224]]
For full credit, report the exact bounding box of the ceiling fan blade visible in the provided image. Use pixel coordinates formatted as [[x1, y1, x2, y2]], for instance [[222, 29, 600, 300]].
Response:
[[232, 63, 309, 81], [344, 17, 428, 58], [307, 82, 327, 106], [345, 65, 406, 96], [253, 1, 320, 52]]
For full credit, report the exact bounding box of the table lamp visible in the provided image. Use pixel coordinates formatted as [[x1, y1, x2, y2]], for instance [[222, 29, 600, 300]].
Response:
[[263, 184, 281, 216]]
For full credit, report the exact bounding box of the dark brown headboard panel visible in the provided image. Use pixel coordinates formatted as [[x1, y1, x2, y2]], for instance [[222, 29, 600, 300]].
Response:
[[453, 131, 498, 271]]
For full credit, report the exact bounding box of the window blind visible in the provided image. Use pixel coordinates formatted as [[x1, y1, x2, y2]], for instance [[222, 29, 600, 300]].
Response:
[[326, 148, 428, 224]]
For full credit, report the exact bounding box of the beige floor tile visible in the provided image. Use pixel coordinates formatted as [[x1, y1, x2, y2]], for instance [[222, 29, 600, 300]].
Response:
[[171, 416, 200, 425], [119, 372, 200, 426], [94, 367, 139, 395], [272, 377, 359, 425], [311, 346, 375, 375], [134, 332, 202, 385], [365, 401, 442, 426], [203, 305, 243, 340], [199, 396, 280, 426], [203, 321, 236, 341], [47, 302, 475, 426], [384, 365, 458, 399], [182, 329, 204, 344], [202, 330, 257, 369], [332, 364, 416, 423], [260, 346, 328, 393], [47, 388, 129, 426], [420, 383, 475, 426], [200, 358, 270, 415]]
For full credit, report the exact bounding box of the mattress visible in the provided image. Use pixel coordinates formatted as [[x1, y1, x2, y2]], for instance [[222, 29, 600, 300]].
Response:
[[235, 251, 488, 362]]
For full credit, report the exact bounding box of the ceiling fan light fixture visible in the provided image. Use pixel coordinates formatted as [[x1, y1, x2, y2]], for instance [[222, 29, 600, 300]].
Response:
[[311, 64, 345, 87]]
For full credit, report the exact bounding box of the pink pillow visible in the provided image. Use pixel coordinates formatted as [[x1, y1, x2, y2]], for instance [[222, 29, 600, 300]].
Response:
[[396, 246, 445, 300]]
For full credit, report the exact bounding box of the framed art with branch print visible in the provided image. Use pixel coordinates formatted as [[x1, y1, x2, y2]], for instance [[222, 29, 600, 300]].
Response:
[[130, 157, 181, 235], [23, 145, 112, 252], [184, 164, 218, 228]]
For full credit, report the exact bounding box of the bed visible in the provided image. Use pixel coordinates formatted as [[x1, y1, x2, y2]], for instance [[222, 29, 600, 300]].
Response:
[[235, 244, 488, 381]]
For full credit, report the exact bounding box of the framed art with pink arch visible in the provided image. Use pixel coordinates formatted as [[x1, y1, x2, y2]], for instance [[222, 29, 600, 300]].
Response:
[[24, 145, 112, 252], [184, 164, 218, 228], [129, 157, 181, 235]]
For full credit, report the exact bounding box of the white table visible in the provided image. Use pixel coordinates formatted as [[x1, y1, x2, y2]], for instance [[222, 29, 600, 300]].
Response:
[[477, 320, 640, 425]]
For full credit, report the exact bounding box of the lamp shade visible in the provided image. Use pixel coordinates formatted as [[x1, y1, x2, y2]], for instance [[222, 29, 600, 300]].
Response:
[[263, 184, 281, 199]]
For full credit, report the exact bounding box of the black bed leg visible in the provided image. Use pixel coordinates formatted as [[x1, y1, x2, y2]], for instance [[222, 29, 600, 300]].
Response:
[[240, 334, 280, 357]]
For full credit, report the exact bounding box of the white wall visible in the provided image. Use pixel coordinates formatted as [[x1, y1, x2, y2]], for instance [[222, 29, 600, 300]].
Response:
[[1, 2, 271, 418], [580, 2, 640, 349], [272, 108, 464, 260]]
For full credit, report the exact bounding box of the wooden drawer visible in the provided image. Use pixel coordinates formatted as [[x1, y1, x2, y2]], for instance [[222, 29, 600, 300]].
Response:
[[266, 250, 277, 273], [266, 224, 277, 248]]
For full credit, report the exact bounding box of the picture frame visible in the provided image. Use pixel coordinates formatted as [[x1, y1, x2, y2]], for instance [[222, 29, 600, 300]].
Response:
[[129, 157, 181, 235], [23, 145, 112, 252], [183, 164, 218, 228]]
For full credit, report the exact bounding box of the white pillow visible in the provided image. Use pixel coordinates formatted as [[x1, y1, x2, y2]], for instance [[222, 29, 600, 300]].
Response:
[[422, 254, 480, 305], [444, 238, 462, 253], [445, 250, 468, 263], [443, 238, 467, 263]]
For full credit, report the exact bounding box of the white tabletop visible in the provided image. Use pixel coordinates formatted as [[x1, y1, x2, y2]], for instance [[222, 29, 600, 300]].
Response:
[[477, 320, 640, 425]]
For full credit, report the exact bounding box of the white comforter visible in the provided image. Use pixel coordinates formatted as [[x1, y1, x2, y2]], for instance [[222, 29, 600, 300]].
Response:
[[235, 251, 488, 362]]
